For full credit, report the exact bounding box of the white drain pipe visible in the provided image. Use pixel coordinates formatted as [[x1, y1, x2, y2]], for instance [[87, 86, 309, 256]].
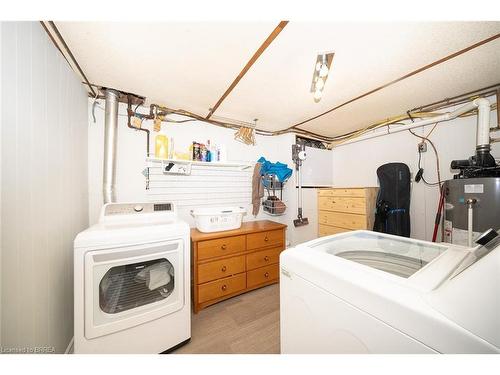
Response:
[[335, 98, 491, 147], [476, 98, 492, 148], [103, 89, 119, 204], [466, 198, 477, 247]]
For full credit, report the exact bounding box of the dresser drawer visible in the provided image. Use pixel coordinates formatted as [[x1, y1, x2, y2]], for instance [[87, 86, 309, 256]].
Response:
[[318, 224, 351, 237], [246, 247, 282, 271], [318, 188, 367, 197], [197, 235, 246, 261], [247, 264, 279, 288], [247, 229, 283, 250], [318, 196, 366, 214], [318, 211, 367, 230], [197, 273, 246, 303], [197, 255, 246, 284]]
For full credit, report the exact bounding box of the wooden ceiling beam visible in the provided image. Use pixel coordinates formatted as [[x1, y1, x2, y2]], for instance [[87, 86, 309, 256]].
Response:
[[206, 21, 288, 119]]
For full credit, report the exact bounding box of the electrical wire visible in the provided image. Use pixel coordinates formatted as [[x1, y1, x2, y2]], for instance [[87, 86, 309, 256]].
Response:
[[408, 126, 442, 189], [90, 82, 497, 145], [416, 145, 440, 186], [91, 90, 100, 123], [424, 122, 439, 139]]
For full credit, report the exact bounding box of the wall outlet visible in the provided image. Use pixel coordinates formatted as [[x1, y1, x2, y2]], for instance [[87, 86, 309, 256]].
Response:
[[418, 142, 427, 153]]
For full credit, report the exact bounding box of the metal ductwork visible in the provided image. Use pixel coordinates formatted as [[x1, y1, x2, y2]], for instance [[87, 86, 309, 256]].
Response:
[[103, 89, 120, 204]]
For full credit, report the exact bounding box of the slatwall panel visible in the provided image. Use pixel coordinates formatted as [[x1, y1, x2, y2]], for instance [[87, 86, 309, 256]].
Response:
[[146, 163, 255, 222], [0, 22, 88, 353]]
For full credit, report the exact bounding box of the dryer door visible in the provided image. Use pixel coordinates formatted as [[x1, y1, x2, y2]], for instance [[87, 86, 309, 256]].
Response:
[[84, 240, 184, 339]]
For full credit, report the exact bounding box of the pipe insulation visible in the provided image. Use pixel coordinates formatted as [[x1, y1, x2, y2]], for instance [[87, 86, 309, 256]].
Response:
[[335, 98, 491, 148], [103, 89, 120, 204]]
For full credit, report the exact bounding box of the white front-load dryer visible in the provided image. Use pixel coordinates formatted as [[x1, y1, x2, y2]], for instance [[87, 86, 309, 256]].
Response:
[[74, 202, 190, 353]]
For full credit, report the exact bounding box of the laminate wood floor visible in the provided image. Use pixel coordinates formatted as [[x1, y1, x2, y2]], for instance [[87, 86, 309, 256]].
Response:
[[173, 284, 280, 354]]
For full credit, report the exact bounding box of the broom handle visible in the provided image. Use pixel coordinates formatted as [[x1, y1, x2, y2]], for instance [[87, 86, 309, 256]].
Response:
[[297, 166, 303, 218]]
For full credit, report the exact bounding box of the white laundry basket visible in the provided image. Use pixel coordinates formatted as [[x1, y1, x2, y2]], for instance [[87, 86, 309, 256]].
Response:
[[190, 206, 247, 233]]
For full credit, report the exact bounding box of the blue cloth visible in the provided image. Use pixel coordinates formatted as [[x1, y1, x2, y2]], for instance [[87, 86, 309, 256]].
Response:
[[257, 156, 292, 182]]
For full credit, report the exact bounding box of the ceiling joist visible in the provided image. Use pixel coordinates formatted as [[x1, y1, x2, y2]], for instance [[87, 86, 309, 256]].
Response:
[[205, 21, 289, 119], [46, 22, 500, 139], [41, 21, 97, 97]]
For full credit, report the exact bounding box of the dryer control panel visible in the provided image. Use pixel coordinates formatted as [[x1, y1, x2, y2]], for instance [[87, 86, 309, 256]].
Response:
[[103, 202, 174, 216]]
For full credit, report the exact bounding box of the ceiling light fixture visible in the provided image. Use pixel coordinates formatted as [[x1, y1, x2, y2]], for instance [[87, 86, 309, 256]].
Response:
[[310, 52, 334, 103], [315, 77, 325, 90]]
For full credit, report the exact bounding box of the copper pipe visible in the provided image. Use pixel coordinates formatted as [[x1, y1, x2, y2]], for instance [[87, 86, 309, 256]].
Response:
[[408, 87, 499, 116], [127, 95, 150, 156], [124, 83, 498, 145], [410, 83, 500, 113]]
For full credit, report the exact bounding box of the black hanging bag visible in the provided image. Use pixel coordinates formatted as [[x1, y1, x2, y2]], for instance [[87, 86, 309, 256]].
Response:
[[373, 162, 411, 237]]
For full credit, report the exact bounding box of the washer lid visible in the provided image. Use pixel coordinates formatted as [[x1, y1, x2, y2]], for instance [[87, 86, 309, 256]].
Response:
[[280, 231, 498, 353], [309, 231, 447, 278]]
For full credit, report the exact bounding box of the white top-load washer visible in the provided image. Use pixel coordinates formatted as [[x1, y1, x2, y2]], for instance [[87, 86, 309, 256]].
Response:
[[280, 229, 500, 354], [74, 202, 190, 354]]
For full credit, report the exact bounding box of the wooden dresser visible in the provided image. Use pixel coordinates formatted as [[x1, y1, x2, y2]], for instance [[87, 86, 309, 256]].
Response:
[[318, 187, 378, 237], [190, 220, 287, 313]]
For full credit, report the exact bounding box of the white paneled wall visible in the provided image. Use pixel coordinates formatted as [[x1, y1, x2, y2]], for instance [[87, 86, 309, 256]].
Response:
[[1, 22, 88, 353], [88, 102, 320, 246], [147, 163, 254, 224], [148, 164, 254, 207]]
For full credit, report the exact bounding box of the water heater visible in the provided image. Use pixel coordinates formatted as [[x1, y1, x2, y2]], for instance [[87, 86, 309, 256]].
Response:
[[444, 178, 500, 245]]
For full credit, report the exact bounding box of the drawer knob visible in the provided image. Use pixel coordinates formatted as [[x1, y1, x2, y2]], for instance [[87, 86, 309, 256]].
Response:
[[221, 244, 227, 250], [221, 265, 227, 272], [264, 236, 269, 242], [264, 272, 270, 278], [264, 256, 270, 262], [221, 284, 227, 291]]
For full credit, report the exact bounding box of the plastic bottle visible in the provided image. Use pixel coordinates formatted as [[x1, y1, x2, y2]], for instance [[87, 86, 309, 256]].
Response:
[[154, 131, 169, 159], [200, 144, 207, 162], [206, 140, 212, 162], [189, 142, 194, 160], [210, 143, 218, 162]]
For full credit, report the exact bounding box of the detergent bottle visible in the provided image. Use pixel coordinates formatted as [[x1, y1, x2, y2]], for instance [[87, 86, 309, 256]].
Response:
[[154, 131, 169, 159]]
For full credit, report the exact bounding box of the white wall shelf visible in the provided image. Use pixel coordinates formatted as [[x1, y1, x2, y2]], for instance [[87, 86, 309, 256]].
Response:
[[146, 157, 254, 172]]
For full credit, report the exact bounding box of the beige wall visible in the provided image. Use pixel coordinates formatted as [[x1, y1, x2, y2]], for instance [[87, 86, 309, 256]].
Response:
[[1, 22, 88, 353]]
